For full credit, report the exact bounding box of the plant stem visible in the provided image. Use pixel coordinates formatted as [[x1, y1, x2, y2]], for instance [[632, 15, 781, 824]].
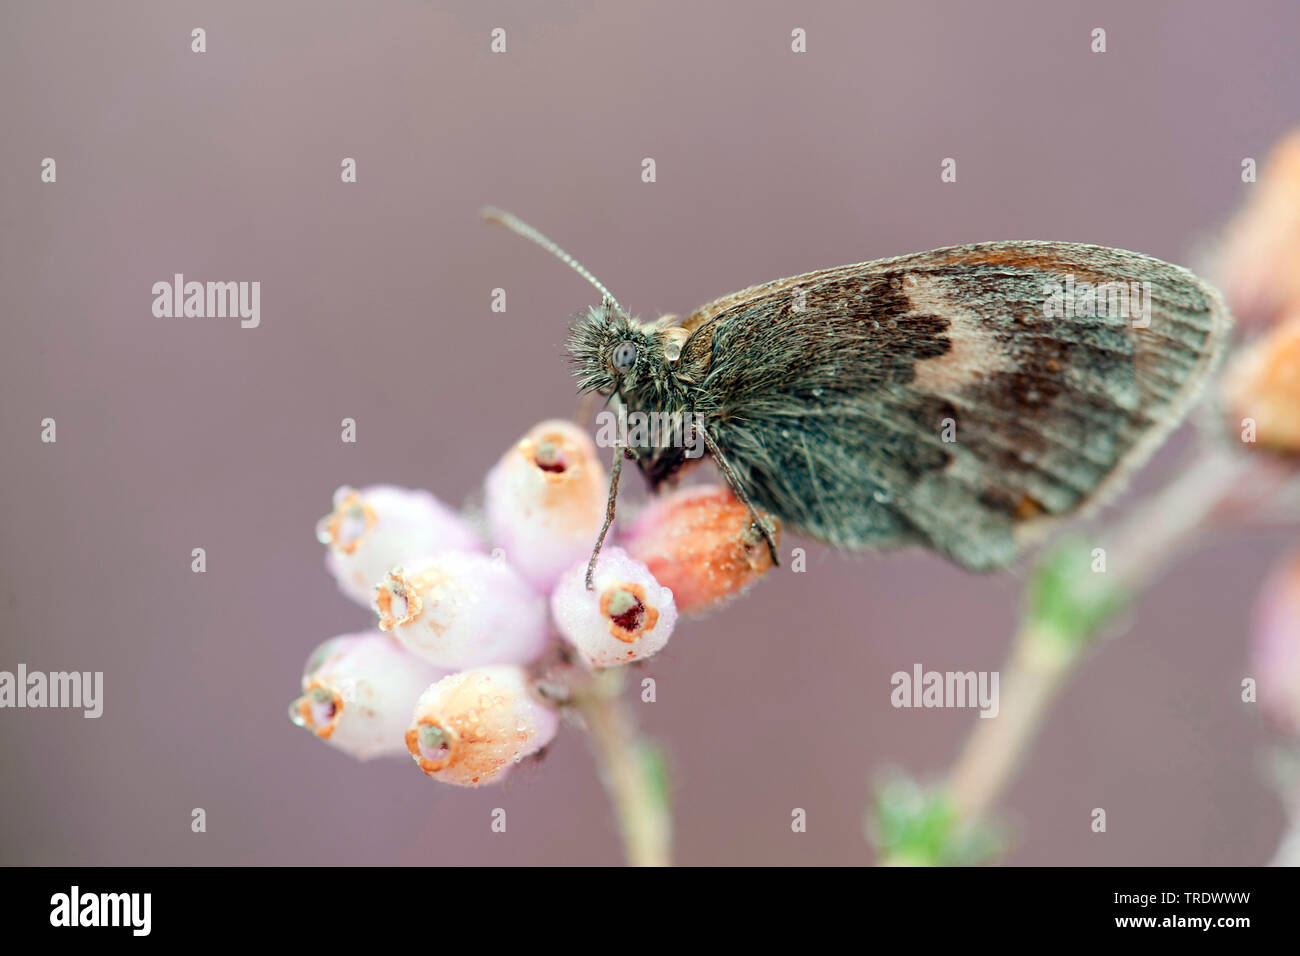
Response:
[[946, 625, 1077, 825], [945, 446, 1259, 833], [574, 669, 672, 866]]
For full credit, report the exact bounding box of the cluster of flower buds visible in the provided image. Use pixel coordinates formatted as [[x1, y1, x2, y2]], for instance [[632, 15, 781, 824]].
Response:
[[292, 418, 779, 785]]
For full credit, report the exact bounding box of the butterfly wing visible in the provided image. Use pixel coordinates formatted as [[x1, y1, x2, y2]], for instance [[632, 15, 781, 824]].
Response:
[[681, 242, 1232, 570]]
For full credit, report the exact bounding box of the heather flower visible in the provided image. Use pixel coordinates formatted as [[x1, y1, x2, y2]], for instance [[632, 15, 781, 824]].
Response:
[[1221, 317, 1300, 454], [290, 631, 449, 759], [296, 415, 761, 828], [372, 551, 549, 669], [317, 485, 482, 606], [484, 419, 609, 591], [551, 547, 678, 668], [406, 666, 560, 786], [623, 485, 779, 614]]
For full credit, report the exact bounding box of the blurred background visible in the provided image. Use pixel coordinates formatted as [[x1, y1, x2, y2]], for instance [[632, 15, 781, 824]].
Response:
[[2, 0, 1298, 865]]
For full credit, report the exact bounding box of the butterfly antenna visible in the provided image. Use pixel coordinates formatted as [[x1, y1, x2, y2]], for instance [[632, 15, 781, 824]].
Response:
[[480, 206, 627, 316]]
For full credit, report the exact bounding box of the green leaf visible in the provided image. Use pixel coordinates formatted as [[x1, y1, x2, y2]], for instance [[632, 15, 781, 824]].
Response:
[[1024, 536, 1130, 651], [867, 775, 1003, 866]]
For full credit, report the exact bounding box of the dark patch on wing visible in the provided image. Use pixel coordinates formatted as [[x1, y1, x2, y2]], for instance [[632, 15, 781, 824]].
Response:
[[674, 242, 1229, 570]]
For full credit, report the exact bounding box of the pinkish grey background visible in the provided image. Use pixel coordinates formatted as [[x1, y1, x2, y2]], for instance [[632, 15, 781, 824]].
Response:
[[2, 0, 1297, 866]]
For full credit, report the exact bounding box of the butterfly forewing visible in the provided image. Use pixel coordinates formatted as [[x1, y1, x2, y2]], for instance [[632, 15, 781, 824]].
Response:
[[680, 242, 1231, 570]]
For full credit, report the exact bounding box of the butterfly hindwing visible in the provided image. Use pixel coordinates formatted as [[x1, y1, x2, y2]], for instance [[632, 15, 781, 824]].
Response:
[[680, 241, 1231, 570]]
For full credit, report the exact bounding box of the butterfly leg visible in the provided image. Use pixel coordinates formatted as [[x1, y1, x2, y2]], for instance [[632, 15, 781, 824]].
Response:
[[699, 426, 781, 568], [585, 441, 625, 589]]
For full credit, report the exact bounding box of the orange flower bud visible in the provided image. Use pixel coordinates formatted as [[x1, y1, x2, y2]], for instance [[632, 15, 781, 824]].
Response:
[[1221, 316, 1300, 454], [622, 485, 779, 615], [405, 666, 558, 787]]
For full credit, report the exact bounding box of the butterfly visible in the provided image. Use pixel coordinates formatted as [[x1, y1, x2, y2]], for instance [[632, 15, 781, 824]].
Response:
[[483, 208, 1232, 584]]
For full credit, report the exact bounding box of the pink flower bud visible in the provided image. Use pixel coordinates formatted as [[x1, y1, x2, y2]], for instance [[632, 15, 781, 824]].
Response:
[[406, 666, 559, 786], [551, 547, 677, 668], [484, 420, 608, 591], [290, 631, 449, 760], [1221, 318, 1300, 454], [373, 551, 549, 668], [623, 485, 778, 615], [317, 485, 482, 607], [1251, 550, 1300, 735]]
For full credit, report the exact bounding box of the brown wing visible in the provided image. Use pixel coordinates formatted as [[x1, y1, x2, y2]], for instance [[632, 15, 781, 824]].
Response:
[[679, 242, 1231, 569]]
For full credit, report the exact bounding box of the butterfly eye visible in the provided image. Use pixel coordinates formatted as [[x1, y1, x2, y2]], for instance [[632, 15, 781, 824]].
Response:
[[611, 340, 638, 373]]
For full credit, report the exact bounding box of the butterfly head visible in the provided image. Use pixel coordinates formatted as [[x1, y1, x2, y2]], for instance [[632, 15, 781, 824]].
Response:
[[567, 300, 659, 396]]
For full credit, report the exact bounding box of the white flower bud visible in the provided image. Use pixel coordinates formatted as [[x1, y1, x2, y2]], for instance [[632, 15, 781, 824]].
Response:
[[373, 551, 549, 668], [317, 485, 482, 607], [484, 420, 608, 591], [551, 547, 678, 668], [290, 631, 449, 760]]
